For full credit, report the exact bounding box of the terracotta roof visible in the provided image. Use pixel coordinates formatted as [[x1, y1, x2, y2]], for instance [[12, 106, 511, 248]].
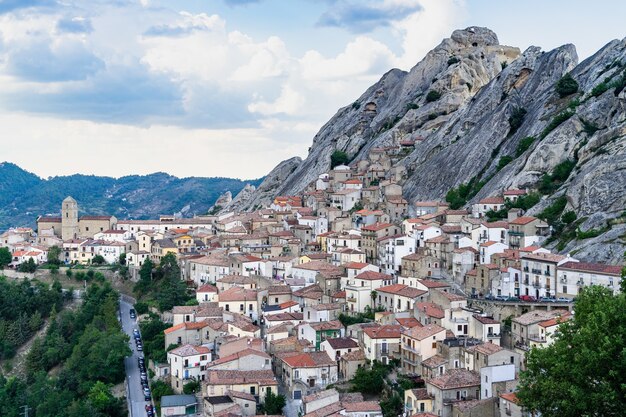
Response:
[[363, 324, 402, 339], [164, 321, 209, 334], [218, 287, 258, 302], [410, 388, 433, 401], [197, 284, 218, 293], [478, 197, 505, 204], [343, 262, 370, 269], [509, 216, 538, 225], [538, 312, 572, 328], [377, 284, 427, 299], [268, 285, 292, 295], [395, 317, 422, 328], [282, 351, 334, 368], [341, 349, 366, 361], [513, 310, 569, 325], [207, 369, 277, 385], [343, 401, 381, 412], [559, 261, 622, 275], [427, 369, 480, 389], [308, 320, 343, 331], [471, 342, 504, 355], [227, 390, 256, 402], [168, 344, 210, 357], [522, 252, 566, 263], [421, 354, 447, 368], [483, 221, 509, 229], [207, 348, 269, 367], [418, 279, 450, 289], [473, 314, 499, 325], [325, 337, 359, 349], [361, 222, 394, 232], [355, 271, 392, 281], [404, 323, 445, 340], [500, 392, 520, 404]]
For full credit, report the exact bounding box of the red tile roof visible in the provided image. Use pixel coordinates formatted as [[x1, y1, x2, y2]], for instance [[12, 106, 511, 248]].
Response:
[[363, 325, 402, 339], [559, 261, 622, 275]]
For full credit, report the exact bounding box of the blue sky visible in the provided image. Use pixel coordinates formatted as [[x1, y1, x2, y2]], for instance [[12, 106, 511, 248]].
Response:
[[0, 0, 625, 179]]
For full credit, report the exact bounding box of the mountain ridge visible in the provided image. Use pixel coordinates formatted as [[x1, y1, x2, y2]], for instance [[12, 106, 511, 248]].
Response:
[[0, 161, 263, 231], [226, 27, 626, 263]]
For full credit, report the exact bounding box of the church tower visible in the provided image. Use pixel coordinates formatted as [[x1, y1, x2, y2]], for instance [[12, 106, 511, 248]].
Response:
[[61, 196, 79, 241]]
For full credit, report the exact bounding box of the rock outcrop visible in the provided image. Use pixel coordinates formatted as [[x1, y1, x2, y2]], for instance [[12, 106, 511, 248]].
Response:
[[239, 27, 626, 262], [223, 156, 302, 212]]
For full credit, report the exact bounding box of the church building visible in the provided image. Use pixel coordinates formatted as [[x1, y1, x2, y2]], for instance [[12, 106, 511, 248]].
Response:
[[37, 196, 117, 240]]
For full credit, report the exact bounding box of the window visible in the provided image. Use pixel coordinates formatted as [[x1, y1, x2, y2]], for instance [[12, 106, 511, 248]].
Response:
[[240, 304, 244, 311], [510, 356, 514, 364]]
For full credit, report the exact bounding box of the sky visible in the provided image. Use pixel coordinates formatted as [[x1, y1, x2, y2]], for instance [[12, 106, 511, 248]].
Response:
[[1, 0, 625, 180]]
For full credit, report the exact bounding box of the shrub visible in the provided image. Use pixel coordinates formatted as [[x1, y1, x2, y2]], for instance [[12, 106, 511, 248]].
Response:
[[425, 90, 442, 103], [497, 155, 514, 171], [538, 158, 576, 195], [134, 302, 149, 315], [515, 136, 536, 157], [406, 102, 419, 110], [508, 107, 527, 135], [541, 109, 574, 139], [539, 196, 568, 225], [501, 61, 508, 69], [562, 211, 577, 224], [66, 269, 73, 278], [555, 73, 579, 97], [92, 255, 105, 265], [580, 118, 600, 136], [590, 81, 610, 98], [351, 101, 360, 110], [447, 56, 460, 66], [330, 150, 350, 168]]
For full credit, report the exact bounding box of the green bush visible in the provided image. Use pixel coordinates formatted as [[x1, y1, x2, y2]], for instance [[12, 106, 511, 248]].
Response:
[[425, 90, 442, 103], [577, 225, 610, 240], [516, 136, 536, 157], [508, 107, 527, 135], [539, 196, 568, 225], [406, 102, 419, 110], [541, 109, 574, 139], [447, 56, 460, 66], [562, 211, 577, 224], [555, 73, 579, 97], [351, 101, 360, 110], [497, 155, 514, 171], [92, 255, 105, 265], [134, 301, 149, 315], [330, 150, 350, 168], [580, 118, 600, 136], [590, 81, 610, 98]]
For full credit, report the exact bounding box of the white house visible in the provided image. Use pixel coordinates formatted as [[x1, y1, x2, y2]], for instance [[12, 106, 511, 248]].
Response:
[[167, 344, 212, 393]]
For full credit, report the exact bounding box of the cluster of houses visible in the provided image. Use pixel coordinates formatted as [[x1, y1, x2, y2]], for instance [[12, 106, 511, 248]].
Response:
[[0, 148, 623, 417]]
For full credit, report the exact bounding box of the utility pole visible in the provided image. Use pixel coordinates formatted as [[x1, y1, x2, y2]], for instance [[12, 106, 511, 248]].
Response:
[[21, 405, 30, 417]]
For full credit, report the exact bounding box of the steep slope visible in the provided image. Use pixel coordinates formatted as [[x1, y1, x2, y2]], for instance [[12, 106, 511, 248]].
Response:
[[238, 27, 626, 262], [0, 162, 263, 231], [235, 27, 519, 209]]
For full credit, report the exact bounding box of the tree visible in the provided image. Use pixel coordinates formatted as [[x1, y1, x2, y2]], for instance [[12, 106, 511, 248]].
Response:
[[182, 380, 200, 394], [118, 253, 126, 265], [330, 150, 350, 168], [555, 73, 579, 98], [261, 390, 286, 415], [47, 246, 62, 265], [350, 362, 391, 395], [517, 277, 626, 417], [91, 255, 105, 265], [0, 247, 12, 269], [370, 290, 378, 309], [18, 258, 37, 273]]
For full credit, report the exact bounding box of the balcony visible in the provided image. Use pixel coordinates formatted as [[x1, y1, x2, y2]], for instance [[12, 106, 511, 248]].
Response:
[[450, 317, 468, 324], [346, 296, 357, 303], [523, 267, 529, 272], [402, 354, 419, 365], [531, 268, 542, 275], [532, 282, 541, 288], [402, 344, 419, 354], [487, 333, 500, 339], [508, 231, 524, 237]]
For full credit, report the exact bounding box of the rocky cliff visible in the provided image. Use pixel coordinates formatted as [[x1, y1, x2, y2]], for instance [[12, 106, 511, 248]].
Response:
[[232, 27, 626, 262]]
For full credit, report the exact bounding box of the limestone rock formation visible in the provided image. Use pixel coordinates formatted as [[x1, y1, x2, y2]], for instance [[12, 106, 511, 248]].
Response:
[[240, 27, 626, 262]]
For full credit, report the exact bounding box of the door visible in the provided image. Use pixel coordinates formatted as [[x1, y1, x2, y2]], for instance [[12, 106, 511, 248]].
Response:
[[293, 390, 301, 400]]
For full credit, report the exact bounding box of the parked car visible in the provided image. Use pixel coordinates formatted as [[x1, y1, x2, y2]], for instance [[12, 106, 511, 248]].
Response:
[[136, 344, 143, 351], [519, 295, 536, 302], [539, 296, 556, 303], [133, 328, 140, 337], [494, 295, 509, 301], [506, 296, 520, 302], [130, 309, 136, 319], [485, 294, 495, 300], [556, 297, 572, 303], [144, 393, 151, 401]]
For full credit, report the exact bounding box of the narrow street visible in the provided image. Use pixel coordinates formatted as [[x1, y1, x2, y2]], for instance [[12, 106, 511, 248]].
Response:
[[119, 297, 151, 417]]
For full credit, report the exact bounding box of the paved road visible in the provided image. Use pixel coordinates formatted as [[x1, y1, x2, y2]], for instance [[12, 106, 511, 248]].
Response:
[[119, 298, 150, 417]]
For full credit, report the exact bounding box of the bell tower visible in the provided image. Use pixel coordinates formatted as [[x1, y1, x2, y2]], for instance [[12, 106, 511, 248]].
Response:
[[61, 196, 79, 240]]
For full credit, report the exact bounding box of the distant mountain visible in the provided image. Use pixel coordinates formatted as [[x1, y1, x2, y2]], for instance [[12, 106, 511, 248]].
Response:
[[0, 162, 263, 231]]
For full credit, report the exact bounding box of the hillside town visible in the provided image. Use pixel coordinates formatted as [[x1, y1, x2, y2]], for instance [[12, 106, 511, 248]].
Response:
[[1, 146, 623, 417]]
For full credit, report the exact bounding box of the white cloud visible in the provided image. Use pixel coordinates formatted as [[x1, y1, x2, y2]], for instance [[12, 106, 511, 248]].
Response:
[[0, 1, 468, 179]]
